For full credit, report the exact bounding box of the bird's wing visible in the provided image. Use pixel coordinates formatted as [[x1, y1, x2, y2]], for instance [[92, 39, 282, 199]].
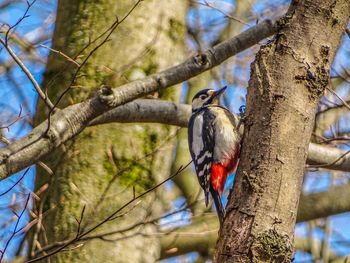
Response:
[[188, 109, 215, 206]]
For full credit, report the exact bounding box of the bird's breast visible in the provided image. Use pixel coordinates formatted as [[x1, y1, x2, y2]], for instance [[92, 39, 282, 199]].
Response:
[[213, 112, 240, 162]]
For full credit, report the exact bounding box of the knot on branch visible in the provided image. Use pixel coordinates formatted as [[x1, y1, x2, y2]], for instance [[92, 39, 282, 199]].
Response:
[[193, 51, 212, 68], [45, 127, 60, 146], [0, 151, 10, 165], [98, 85, 116, 107]]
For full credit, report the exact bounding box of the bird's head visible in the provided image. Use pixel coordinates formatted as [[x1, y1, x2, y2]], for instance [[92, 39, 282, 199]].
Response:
[[191, 86, 227, 112]]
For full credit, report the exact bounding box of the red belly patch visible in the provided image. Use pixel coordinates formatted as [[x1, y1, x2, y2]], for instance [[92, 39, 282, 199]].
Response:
[[211, 145, 240, 193], [210, 163, 227, 193]]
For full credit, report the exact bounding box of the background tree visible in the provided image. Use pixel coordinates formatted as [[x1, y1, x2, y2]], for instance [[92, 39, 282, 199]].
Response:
[[31, 0, 187, 262], [0, 0, 349, 262]]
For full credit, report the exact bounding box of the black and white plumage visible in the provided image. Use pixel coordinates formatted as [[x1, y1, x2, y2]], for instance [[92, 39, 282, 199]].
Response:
[[188, 108, 215, 204], [188, 87, 241, 225]]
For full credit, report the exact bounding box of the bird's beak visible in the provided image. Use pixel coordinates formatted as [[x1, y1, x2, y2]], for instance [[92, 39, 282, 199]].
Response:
[[212, 86, 227, 99]]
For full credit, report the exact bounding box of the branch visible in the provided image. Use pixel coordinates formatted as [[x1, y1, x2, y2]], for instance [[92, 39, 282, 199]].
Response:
[[0, 37, 54, 109], [0, 0, 54, 110], [297, 183, 350, 222], [90, 99, 190, 127], [92, 100, 350, 173], [0, 19, 278, 180], [160, 215, 218, 260], [307, 143, 350, 171], [1, 95, 349, 180], [292, 237, 346, 262], [159, 214, 347, 260], [95, 19, 277, 108]]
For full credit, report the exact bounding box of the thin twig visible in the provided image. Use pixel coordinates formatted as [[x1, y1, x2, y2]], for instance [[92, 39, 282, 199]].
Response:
[[75, 205, 86, 238], [39, 44, 80, 67], [0, 167, 30, 197], [32, 186, 200, 258], [0, 105, 24, 132], [326, 87, 350, 111], [0, 193, 31, 262], [0, 37, 54, 109], [4, 0, 37, 44], [194, 0, 250, 26], [27, 161, 192, 262], [51, 0, 144, 112]]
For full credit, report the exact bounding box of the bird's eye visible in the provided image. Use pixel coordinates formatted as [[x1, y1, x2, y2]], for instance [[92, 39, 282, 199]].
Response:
[[199, 95, 207, 100]]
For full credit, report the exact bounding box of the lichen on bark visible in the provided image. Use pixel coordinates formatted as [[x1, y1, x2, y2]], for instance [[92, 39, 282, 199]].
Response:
[[251, 229, 293, 263]]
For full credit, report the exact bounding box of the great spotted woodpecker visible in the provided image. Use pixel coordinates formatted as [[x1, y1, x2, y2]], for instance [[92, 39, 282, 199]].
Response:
[[188, 86, 241, 225]]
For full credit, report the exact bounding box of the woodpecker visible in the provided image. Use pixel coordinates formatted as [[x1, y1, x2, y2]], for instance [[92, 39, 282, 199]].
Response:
[[188, 86, 241, 225]]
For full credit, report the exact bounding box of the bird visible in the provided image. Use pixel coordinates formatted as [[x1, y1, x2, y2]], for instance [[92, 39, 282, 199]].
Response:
[[187, 86, 241, 226]]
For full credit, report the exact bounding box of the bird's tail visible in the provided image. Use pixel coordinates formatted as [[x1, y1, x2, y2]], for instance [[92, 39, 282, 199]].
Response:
[[210, 187, 225, 227]]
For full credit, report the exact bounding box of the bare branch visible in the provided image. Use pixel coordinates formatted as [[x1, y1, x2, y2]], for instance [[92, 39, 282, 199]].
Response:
[[158, 216, 344, 260], [297, 183, 350, 222], [90, 99, 191, 127], [93, 100, 350, 173], [2, 94, 350, 181], [0, 19, 278, 180], [3, 0, 37, 42], [160, 215, 218, 259], [99, 19, 277, 108], [159, 180, 350, 260], [307, 143, 350, 171], [326, 86, 350, 111]]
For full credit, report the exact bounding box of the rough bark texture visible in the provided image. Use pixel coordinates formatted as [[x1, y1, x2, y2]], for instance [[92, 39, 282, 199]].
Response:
[[214, 1, 350, 262], [30, 1, 186, 262]]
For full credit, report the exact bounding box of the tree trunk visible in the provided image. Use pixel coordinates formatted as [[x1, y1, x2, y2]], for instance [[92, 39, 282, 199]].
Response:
[[30, 1, 186, 262], [215, 1, 350, 262]]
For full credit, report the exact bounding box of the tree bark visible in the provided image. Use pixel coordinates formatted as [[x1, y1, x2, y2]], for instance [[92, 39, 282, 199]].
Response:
[[29, 1, 187, 262], [214, 1, 350, 262]]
